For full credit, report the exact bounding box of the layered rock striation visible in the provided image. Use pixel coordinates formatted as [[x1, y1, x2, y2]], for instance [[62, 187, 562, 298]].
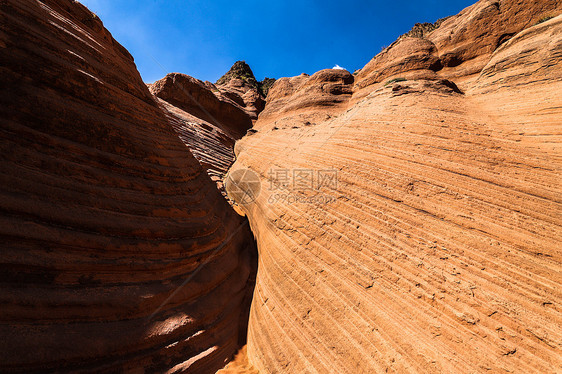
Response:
[[355, 0, 562, 93], [149, 61, 270, 195], [0, 0, 256, 372], [230, 1, 562, 372], [252, 69, 354, 132], [2, 0, 561, 372]]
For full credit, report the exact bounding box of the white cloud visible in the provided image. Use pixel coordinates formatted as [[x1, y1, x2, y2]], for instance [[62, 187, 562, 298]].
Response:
[[332, 64, 345, 70]]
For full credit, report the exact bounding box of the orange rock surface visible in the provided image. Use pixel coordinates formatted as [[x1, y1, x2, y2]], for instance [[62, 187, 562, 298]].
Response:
[[148, 72, 255, 140], [230, 1, 562, 372], [216, 346, 259, 374], [1, 0, 561, 372], [149, 62, 267, 196], [0, 0, 256, 372]]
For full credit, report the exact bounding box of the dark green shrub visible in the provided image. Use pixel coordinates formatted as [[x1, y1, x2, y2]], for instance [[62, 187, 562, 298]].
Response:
[[384, 78, 407, 86], [534, 15, 555, 25]]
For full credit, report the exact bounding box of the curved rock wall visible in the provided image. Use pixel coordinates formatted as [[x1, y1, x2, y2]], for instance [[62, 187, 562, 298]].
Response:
[[0, 0, 256, 372], [355, 0, 562, 94], [469, 15, 562, 154], [253, 69, 354, 131], [428, 0, 562, 85], [231, 2, 562, 373]]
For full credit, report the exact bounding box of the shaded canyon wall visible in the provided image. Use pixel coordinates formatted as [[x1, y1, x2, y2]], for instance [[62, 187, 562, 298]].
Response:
[[0, 0, 257, 372]]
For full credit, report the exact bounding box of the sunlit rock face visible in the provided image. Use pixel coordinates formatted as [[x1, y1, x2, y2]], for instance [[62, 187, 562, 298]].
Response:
[[0, 0, 256, 372], [231, 1, 562, 372], [2, 0, 561, 372]]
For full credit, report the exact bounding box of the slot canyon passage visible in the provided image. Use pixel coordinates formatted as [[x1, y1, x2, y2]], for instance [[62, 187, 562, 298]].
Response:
[[0, 0, 561, 373]]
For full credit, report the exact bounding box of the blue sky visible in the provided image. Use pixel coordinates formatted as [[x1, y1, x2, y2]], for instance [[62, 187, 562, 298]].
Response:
[[80, 0, 475, 83]]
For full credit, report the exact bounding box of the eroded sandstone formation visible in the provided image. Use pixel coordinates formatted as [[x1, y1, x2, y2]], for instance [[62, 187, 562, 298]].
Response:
[[157, 99, 238, 196], [149, 61, 269, 196], [230, 0, 562, 372], [0, 0, 257, 372], [2, 0, 561, 372], [215, 61, 266, 121], [251, 69, 354, 131], [355, 0, 562, 93]]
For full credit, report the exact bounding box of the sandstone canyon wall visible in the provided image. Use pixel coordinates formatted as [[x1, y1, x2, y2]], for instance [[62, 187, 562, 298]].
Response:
[[0, 0, 257, 372], [1, 0, 562, 373], [230, 0, 562, 372]]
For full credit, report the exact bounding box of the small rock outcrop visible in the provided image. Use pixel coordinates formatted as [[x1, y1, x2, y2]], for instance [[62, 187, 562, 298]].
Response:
[[216, 61, 260, 87], [354, 37, 442, 93], [215, 61, 266, 123], [252, 69, 354, 131], [149, 62, 272, 193], [149, 73, 253, 139], [215, 61, 276, 99]]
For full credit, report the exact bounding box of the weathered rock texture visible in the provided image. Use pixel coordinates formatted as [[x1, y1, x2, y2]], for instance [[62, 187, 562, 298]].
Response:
[[253, 69, 354, 131], [149, 73, 252, 139], [230, 1, 562, 372], [355, 0, 562, 93], [148, 62, 269, 195], [216, 61, 275, 102], [215, 65, 264, 124], [157, 98, 238, 197], [0, 0, 257, 372]]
